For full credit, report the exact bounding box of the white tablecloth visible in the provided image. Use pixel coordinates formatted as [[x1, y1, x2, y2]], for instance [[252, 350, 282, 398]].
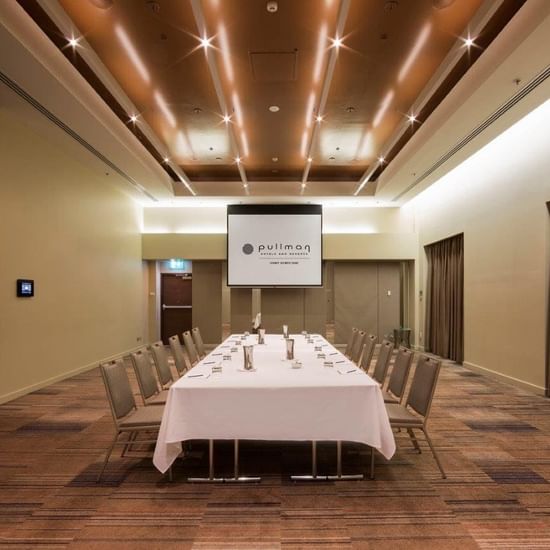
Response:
[[153, 334, 395, 473]]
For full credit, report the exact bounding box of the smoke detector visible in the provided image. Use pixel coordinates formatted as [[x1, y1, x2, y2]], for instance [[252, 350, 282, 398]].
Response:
[[266, 1, 278, 13]]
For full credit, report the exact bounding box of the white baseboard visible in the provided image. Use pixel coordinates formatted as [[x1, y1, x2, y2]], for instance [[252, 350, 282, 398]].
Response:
[[0, 344, 144, 405], [463, 360, 546, 396]]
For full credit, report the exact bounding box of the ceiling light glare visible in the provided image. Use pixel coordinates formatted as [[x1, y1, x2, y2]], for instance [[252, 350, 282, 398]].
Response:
[[200, 36, 212, 49], [67, 36, 79, 48]]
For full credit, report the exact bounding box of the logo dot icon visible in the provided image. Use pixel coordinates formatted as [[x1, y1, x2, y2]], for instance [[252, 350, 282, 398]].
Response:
[[242, 243, 254, 255]]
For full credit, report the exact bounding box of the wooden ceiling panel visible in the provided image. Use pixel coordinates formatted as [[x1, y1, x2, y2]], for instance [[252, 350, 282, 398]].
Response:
[[21, 0, 523, 196]]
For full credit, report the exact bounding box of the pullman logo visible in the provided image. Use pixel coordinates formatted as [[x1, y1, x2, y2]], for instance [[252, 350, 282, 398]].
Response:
[[242, 243, 254, 255]]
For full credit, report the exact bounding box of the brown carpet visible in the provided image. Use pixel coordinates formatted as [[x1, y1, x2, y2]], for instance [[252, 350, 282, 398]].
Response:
[[2, 357, 550, 549]]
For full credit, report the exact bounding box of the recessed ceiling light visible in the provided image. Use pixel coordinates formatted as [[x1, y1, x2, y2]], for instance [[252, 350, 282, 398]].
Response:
[[301, 183, 306, 188], [272, 157, 279, 162], [199, 36, 212, 49], [407, 113, 417, 123], [346, 106, 355, 113], [193, 107, 202, 114], [129, 114, 138, 123], [235, 156, 241, 164], [307, 157, 313, 163], [223, 114, 231, 123], [377, 156, 385, 163], [269, 105, 280, 112], [163, 157, 170, 163], [462, 36, 475, 48], [331, 36, 343, 48], [67, 36, 79, 48], [329, 156, 335, 161], [216, 156, 222, 160], [316, 114, 324, 123]]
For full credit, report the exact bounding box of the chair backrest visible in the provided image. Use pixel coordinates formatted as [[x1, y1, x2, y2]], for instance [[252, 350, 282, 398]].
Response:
[[100, 358, 136, 422], [150, 341, 175, 387], [169, 335, 190, 375], [359, 334, 377, 372], [192, 327, 206, 358], [130, 348, 160, 402], [351, 331, 367, 364], [387, 346, 414, 402], [345, 327, 358, 357], [182, 330, 199, 365], [406, 355, 441, 419], [372, 340, 394, 385]]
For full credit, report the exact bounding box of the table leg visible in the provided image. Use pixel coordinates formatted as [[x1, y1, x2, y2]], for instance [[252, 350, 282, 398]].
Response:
[[291, 441, 328, 481], [188, 440, 224, 483], [224, 439, 261, 483], [327, 441, 363, 481]]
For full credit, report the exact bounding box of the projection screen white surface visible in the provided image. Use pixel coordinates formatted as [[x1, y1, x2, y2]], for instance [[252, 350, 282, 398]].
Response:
[[227, 205, 322, 287]]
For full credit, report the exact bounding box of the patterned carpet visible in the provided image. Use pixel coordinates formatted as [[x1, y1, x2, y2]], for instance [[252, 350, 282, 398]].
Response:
[[2, 355, 550, 549]]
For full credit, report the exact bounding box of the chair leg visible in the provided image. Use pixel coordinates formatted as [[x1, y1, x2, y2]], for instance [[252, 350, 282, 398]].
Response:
[[122, 431, 137, 457], [407, 428, 421, 453], [97, 432, 119, 483], [421, 428, 446, 479], [168, 466, 173, 482]]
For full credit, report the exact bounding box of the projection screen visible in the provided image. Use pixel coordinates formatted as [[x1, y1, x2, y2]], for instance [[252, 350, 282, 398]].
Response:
[[227, 204, 323, 287]]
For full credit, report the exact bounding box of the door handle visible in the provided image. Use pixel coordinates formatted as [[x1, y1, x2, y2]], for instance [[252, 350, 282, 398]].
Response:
[[162, 304, 192, 310]]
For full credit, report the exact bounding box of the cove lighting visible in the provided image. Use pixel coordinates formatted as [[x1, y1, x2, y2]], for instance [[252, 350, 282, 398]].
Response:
[[115, 25, 150, 84]]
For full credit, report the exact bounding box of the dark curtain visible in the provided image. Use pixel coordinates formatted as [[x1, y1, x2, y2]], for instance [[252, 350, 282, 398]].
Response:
[[425, 233, 464, 363]]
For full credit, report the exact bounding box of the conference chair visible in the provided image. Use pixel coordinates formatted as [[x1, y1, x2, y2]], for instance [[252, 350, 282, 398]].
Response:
[[169, 335, 191, 376], [350, 330, 367, 364], [385, 355, 446, 478], [192, 327, 206, 359], [371, 340, 394, 386], [345, 327, 358, 358], [97, 358, 166, 482], [130, 348, 168, 406], [359, 334, 377, 372], [182, 330, 199, 366], [381, 346, 414, 404], [150, 341, 177, 388]]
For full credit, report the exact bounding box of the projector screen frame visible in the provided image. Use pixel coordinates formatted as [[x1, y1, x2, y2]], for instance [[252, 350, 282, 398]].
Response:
[[226, 204, 323, 288]]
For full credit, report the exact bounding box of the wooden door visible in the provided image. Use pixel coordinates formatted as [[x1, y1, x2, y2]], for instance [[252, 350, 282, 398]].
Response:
[[161, 274, 192, 344]]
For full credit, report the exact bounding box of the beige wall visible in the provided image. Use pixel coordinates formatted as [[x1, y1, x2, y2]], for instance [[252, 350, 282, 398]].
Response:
[[142, 232, 417, 261], [408, 99, 550, 394], [0, 110, 145, 403]]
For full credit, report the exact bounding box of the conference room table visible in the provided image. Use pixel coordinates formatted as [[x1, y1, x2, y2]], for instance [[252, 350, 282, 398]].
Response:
[[153, 333, 396, 481]]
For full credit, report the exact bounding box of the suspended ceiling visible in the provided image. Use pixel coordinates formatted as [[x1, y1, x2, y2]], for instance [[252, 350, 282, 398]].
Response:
[[8, 0, 533, 198]]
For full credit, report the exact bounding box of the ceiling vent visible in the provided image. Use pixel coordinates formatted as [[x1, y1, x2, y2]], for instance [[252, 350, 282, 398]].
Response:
[[393, 63, 550, 201], [0, 69, 157, 201], [250, 50, 297, 82]]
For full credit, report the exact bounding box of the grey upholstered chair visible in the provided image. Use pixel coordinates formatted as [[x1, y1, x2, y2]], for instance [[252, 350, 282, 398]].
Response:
[[191, 327, 206, 359], [350, 330, 367, 364], [344, 327, 358, 358], [385, 355, 445, 478], [169, 335, 191, 376], [371, 340, 394, 385], [150, 340, 176, 388], [359, 334, 377, 372], [182, 330, 199, 365], [130, 348, 168, 405], [97, 358, 166, 482], [381, 346, 414, 404]]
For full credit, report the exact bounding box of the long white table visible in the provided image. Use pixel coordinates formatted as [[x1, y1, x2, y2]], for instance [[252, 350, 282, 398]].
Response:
[[153, 333, 395, 478]]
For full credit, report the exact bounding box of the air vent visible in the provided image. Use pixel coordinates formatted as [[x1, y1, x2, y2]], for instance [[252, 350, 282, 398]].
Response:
[[0, 70, 157, 201], [250, 50, 297, 82], [394, 63, 550, 201]]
